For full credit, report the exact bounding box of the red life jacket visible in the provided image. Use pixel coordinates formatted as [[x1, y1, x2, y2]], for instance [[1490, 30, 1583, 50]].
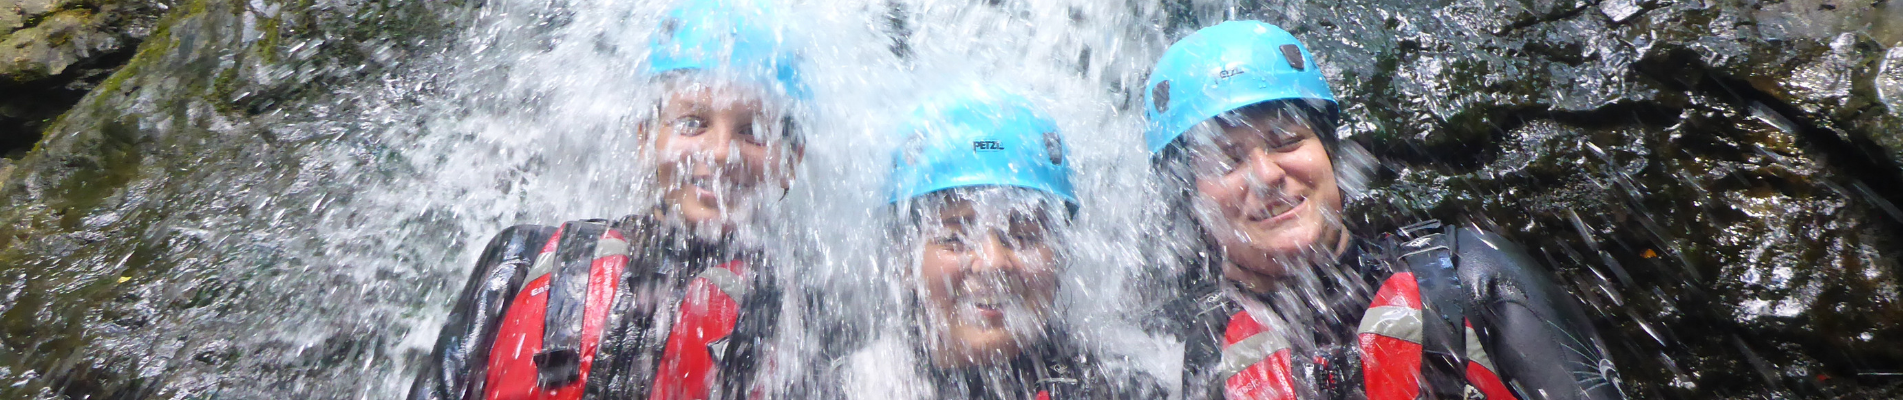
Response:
[[481, 224, 753, 400], [1218, 272, 1517, 400], [649, 257, 750, 400]]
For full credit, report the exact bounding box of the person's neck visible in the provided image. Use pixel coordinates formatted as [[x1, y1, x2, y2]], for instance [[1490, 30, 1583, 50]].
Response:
[[927, 342, 1021, 371], [1231, 228, 1354, 295], [925, 343, 1041, 397], [923, 327, 1054, 373], [636, 208, 742, 259]]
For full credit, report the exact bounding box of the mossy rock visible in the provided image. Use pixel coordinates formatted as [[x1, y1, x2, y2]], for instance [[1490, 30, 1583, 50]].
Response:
[[0, 0, 461, 394], [0, 0, 174, 160]]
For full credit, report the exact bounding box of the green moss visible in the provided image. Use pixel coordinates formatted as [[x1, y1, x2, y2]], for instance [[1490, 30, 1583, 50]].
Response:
[[67, 0, 177, 115], [49, 118, 142, 230], [256, 15, 282, 63], [208, 67, 242, 115]]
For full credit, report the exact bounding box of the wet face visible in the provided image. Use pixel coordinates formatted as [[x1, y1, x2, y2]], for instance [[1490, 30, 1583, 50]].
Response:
[[1182, 105, 1342, 292], [910, 191, 1060, 368], [641, 81, 800, 235]]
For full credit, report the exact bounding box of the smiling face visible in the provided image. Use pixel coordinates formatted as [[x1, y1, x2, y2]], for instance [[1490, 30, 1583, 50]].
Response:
[[908, 189, 1061, 368], [641, 79, 800, 236], [1181, 103, 1343, 292]]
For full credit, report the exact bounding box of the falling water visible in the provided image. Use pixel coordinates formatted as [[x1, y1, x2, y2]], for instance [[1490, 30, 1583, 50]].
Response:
[[0, 0, 1188, 397]]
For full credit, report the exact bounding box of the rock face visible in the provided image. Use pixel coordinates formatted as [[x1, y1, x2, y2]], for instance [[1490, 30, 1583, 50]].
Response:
[[0, 0, 458, 395], [0, 0, 170, 158]]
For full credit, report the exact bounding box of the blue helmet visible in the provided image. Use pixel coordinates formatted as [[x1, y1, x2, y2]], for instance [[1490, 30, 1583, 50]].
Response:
[[887, 88, 1077, 207], [1143, 21, 1338, 155], [647, 0, 809, 100]]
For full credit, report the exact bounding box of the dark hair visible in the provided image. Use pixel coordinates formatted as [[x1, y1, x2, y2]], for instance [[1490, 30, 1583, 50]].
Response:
[[1151, 98, 1340, 198]]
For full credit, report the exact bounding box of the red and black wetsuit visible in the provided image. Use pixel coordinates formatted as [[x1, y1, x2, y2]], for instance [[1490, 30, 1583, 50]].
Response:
[[407, 215, 780, 400], [1173, 222, 1626, 400]]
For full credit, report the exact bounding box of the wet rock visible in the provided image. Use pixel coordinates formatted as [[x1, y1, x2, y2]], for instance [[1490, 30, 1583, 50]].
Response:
[[0, 0, 459, 395], [1868, 46, 1903, 171], [1882, 48, 1903, 115], [1599, 0, 1648, 23], [1, 9, 110, 82], [1778, 33, 1861, 113], [0, 0, 170, 158]]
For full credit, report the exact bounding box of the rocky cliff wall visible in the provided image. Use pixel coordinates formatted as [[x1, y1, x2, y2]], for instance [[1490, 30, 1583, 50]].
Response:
[[1, 0, 172, 160]]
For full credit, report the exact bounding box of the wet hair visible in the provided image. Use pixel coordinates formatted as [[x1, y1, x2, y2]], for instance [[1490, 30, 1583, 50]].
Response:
[[1152, 99, 1340, 200], [888, 187, 1073, 257], [1155, 99, 1339, 166]]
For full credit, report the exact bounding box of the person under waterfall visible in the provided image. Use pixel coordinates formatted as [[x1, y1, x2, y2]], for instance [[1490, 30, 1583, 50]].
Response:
[[407, 1, 806, 399], [1139, 21, 1628, 400], [818, 88, 1163, 399]]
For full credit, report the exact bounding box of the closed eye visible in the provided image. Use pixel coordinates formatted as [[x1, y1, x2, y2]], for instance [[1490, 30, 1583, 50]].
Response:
[[1006, 231, 1046, 249], [932, 235, 967, 252], [1267, 135, 1304, 152]]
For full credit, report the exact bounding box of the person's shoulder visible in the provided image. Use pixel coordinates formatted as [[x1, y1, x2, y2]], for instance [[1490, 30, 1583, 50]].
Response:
[[1444, 222, 1572, 304], [475, 224, 559, 263], [498, 218, 625, 244], [1444, 224, 1540, 270], [1447, 225, 1521, 251], [486, 224, 558, 242]]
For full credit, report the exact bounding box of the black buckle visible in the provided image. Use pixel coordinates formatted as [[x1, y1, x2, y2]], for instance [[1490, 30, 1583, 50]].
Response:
[[535, 221, 607, 388]]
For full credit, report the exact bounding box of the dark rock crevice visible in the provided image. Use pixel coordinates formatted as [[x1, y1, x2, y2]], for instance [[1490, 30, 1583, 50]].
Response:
[[0, 43, 140, 159], [1634, 45, 1903, 226], [1, 0, 174, 160]]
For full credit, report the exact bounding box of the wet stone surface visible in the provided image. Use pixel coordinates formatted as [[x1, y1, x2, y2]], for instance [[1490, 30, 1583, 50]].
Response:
[[0, 0, 171, 159], [0, 0, 460, 395]]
